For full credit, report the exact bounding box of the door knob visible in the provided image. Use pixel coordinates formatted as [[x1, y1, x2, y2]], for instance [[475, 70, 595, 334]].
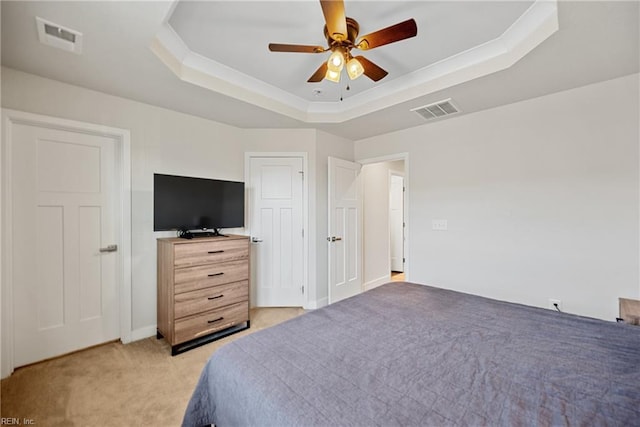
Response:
[[99, 244, 118, 253], [326, 236, 343, 242], [251, 237, 263, 243]]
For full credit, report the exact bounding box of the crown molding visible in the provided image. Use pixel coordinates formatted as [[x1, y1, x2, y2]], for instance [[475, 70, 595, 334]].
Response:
[[151, 0, 557, 123]]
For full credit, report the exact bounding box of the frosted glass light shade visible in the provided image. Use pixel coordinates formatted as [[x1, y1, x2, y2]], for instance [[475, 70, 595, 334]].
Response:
[[346, 57, 364, 80], [327, 50, 344, 72], [325, 69, 341, 82]]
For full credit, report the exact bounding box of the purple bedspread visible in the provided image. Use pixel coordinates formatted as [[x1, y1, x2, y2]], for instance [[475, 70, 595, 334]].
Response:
[[183, 282, 640, 426]]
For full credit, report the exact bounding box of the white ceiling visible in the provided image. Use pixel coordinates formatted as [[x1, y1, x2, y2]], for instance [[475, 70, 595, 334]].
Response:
[[1, 1, 638, 141], [155, 0, 558, 123], [168, 1, 533, 101]]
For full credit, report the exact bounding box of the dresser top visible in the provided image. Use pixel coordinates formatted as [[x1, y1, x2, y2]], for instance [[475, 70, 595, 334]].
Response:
[[157, 234, 248, 244]]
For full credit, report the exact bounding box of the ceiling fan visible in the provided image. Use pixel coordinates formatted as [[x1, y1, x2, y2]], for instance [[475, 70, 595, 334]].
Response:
[[268, 0, 417, 83]]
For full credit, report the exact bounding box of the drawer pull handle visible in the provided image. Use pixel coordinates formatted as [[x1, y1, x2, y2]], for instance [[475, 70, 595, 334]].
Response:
[[207, 317, 224, 324], [208, 272, 224, 277], [207, 294, 224, 300], [208, 250, 224, 254]]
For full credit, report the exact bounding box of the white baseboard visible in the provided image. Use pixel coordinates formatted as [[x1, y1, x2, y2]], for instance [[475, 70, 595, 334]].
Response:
[[130, 325, 157, 342], [363, 275, 391, 291], [306, 297, 328, 309]]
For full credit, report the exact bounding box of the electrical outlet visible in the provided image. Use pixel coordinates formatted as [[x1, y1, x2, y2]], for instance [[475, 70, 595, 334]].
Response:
[[548, 298, 562, 311], [432, 219, 448, 231]]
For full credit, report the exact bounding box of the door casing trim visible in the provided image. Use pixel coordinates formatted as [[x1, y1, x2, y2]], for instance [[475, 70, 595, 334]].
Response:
[[389, 170, 405, 274], [1, 109, 131, 378], [244, 152, 310, 309]]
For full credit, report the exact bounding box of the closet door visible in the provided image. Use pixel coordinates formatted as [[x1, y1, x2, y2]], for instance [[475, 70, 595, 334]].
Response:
[[11, 122, 119, 367]]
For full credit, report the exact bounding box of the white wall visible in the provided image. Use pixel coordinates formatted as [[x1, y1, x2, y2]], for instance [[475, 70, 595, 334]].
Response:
[[1, 67, 245, 335], [0, 68, 356, 342], [355, 73, 640, 321], [0, 63, 3, 380], [242, 129, 356, 307], [361, 160, 404, 289]]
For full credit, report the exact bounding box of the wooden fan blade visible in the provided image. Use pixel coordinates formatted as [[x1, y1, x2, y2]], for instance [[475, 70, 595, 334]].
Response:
[[355, 56, 388, 82], [308, 62, 328, 82], [320, 0, 347, 41], [269, 43, 325, 53], [357, 18, 417, 50]]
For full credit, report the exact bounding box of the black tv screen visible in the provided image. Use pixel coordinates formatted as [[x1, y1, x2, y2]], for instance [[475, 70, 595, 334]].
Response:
[[154, 174, 244, 232]]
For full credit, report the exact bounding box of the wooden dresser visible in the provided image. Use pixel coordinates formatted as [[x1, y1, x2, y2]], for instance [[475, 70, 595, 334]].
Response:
[[619, 298, 640, 326], [157, 235, 250, 355]]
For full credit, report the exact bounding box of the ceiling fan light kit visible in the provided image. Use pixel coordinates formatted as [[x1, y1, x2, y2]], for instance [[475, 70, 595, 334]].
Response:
[[327, 49, 345, 72], [268, 0, 417, 84], [326, 48, 363, 81], [325, 69, 341, 83], [346, 57, 364, 80]]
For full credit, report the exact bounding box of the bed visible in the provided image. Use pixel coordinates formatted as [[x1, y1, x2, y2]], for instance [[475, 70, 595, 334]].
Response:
[[182, 282, 640, 426]]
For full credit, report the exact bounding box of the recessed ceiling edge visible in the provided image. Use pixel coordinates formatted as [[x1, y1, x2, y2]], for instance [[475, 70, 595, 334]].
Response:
[[151, 0, 558, 124]]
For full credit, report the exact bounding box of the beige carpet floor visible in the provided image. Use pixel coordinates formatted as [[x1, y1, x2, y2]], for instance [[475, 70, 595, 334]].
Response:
[[1, 307, 304, 426]]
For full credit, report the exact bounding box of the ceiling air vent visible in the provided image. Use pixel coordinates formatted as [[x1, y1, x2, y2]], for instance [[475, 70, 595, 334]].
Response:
[[36, 17, 83, 54], [411, 99, 460, 121]]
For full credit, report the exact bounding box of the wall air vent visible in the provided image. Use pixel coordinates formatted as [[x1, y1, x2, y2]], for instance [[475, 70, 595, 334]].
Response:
[[36, 17, 83, 54], [411, 99, 460, 121]]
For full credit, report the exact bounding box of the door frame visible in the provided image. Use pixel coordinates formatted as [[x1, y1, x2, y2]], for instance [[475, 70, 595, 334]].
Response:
[[1, 109, 131, 378], [358, 152, 410, 282], [244, 152, 309, 309]]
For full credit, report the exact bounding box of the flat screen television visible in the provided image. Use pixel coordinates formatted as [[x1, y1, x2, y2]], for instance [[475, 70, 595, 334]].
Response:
[[154, 173, 244, 237]]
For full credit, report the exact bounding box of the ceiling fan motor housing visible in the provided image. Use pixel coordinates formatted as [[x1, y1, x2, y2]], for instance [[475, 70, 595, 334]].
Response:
[[268, 0, 417, 83], [324, 17, 360, 49]]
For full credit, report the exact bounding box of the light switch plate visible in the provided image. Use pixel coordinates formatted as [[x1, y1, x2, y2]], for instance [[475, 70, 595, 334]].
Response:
[[432, 219, 448, 231]]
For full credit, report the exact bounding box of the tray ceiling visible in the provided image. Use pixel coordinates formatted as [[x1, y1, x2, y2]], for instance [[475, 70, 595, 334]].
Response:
[[1, 1, 637, 140], [153, 0, 557, 123]]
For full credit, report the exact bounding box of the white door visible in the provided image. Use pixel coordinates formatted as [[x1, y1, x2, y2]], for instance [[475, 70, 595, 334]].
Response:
[[328, 157, 363, 303], [249, 157, 304, 307], [390, 174, 404, 272], [11, 123, 119, 367]]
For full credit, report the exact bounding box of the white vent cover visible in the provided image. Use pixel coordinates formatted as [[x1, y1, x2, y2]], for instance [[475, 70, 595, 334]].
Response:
[[36, 17, 83, 54], [411, 99, 460, 121]]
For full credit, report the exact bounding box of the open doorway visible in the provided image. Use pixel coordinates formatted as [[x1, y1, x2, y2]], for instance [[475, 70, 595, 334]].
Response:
[[389, 171, 405, 282], [360, 157, 407, 290]]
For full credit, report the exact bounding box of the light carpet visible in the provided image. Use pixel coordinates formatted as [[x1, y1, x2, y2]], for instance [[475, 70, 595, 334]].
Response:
[[1, 307, 303, 426]]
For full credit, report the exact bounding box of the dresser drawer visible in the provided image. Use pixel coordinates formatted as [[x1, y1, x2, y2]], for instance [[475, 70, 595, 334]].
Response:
[[174, 238, 248, 268], [174, 280, 248, 319], [174, 302, 249, 344], [174, 259, 248, 294]]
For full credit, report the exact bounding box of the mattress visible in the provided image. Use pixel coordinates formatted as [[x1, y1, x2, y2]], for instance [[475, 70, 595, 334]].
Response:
[[183, 282, 640, 426]]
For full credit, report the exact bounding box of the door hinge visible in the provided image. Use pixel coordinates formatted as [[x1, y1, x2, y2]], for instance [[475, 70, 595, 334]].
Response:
[[403, 257, 406, 263], [301, 285, 304, 294], [299, 171, 304, 180], [302, 228, 304, 238]]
